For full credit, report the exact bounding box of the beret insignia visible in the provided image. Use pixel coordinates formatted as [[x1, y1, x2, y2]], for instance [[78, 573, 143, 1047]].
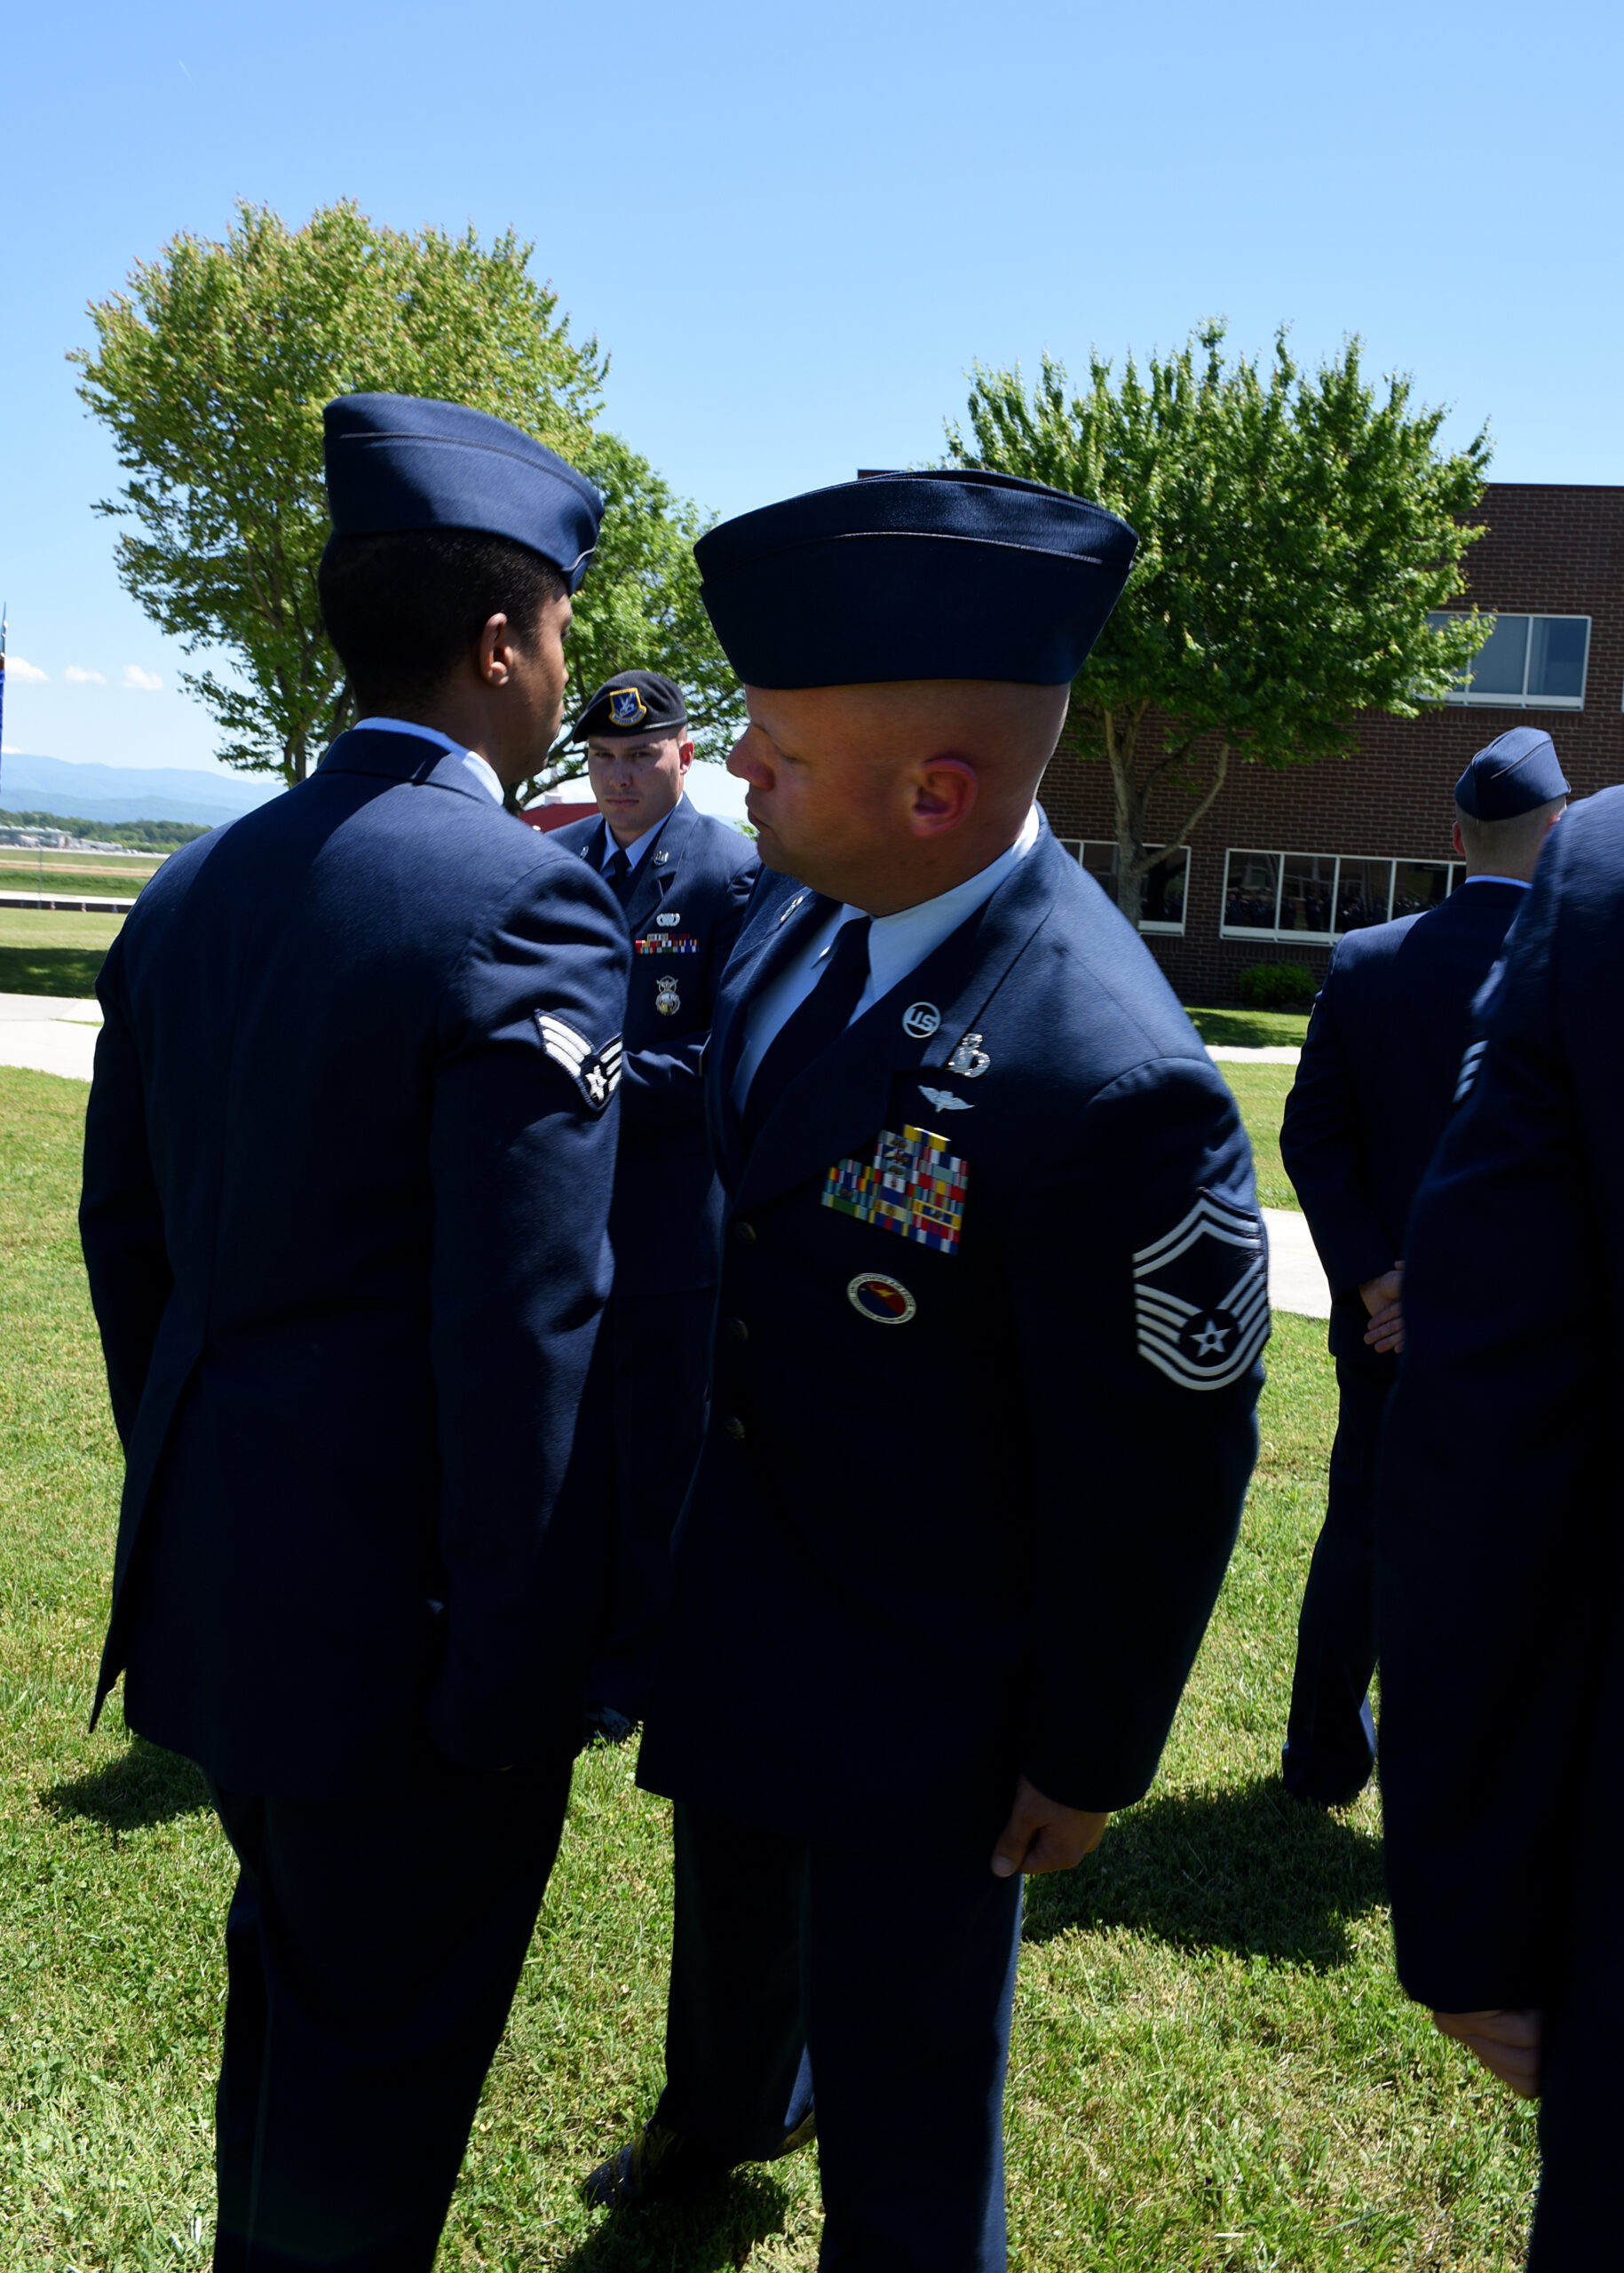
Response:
[[608, 686, 648, 726]]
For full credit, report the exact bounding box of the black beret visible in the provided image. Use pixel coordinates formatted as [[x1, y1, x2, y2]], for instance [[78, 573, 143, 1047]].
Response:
[[1454, 727, 1571, 820], [693, 469, 1137, 687], [323, 394, 604, 592], [570, 669, 689, 742]]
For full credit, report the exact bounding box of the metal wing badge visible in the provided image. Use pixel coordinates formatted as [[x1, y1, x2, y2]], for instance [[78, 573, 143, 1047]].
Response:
[[1132, 1191, 1270, 1390]]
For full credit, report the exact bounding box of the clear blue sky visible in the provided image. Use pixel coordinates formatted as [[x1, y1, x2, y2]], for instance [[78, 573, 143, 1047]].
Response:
[[4, 0, 1620, 784]]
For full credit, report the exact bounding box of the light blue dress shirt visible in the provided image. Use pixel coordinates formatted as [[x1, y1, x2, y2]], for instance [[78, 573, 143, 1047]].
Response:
[[353, 716, 504, 806], [732, 805, 1042, 1110]]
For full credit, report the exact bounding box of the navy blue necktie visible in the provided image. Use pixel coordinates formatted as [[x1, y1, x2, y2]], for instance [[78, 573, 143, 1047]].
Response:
[[741, 915, 872, 1151], [605, 848, 635, 908]]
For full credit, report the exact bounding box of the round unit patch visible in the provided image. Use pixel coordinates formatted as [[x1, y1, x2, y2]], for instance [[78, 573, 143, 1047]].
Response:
[[847, 1271, 917, 1326]]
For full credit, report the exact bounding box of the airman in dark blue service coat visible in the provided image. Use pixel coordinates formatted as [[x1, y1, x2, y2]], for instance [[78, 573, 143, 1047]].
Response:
[[550, 670, 757, 1730], [1377, 781, 1624, 2269], [79, 393, 627, 2273], [1279, 726, 1568, 1805], [583, 471, 1265, 2271]]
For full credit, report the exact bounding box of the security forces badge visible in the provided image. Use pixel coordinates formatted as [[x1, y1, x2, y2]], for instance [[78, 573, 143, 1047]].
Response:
[[608, 685, 648, 726], [1132, 1190, 1269, 1390]]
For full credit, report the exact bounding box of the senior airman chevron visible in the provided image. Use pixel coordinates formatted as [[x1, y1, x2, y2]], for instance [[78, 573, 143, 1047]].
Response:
[[822, 1124, 968, 1254], [1132, 1191, 1270, 1390], [535, 1012, 623, 1112]]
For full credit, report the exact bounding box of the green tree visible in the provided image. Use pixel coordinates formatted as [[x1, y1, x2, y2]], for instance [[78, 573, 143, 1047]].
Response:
[[74, 200, 738, 793], [946, 323, 1491, 927]]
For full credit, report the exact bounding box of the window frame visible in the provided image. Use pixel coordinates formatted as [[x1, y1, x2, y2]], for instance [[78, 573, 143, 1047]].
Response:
[[1426, 609, 1591, 711], [1057, 838, 1189, 935], [1219, 848, 1463, 943]]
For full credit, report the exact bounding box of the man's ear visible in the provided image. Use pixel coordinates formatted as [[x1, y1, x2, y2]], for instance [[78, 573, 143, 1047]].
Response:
[[677, 737, 695, 774], [1451, 817, 1466, 859], [908, 757, 978, 839], [476, 613, 514, 687]]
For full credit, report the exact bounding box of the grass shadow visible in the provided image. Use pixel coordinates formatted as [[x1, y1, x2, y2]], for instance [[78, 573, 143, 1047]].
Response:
[[551, 2169, 796, 2271], [43, 1737, 211, 1832], [1022, 1773, 1385, 1970], [0, 943, 111, 997]]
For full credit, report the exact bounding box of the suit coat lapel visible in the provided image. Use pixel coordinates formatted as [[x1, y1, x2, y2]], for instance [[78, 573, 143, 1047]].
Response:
[[732, 831, 1066, 1215], [623, 798, 697, 934], [709, 884, 834, 1192]]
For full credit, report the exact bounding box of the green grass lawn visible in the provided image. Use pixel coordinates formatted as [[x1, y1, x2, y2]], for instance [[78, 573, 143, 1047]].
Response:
[[0, 912, 123, 1001], [0, 1067, 1534, 2269], [1184, 1007, 1311, 1050], [1222, 1063, 1300, 1212]]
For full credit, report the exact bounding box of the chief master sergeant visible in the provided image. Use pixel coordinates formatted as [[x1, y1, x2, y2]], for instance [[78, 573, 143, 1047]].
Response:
[[1279, 725, 1566, 1806], [583, 469, 1268, 2270], [551, 669, 757, 1735]]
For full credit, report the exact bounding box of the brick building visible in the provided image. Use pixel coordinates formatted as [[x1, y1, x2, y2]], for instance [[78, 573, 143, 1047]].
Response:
[[1035, 482, 1624, 1002]]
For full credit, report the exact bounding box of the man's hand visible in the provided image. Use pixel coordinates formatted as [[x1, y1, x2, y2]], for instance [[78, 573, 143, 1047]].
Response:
[[1433, 2008, 1542, 2098], [1360, 1263, 1405, 1355], [990, 1775, 1109, 1878]]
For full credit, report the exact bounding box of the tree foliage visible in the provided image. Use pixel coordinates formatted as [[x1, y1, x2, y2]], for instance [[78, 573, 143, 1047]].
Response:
[[73, 201, 738, 792], [946, 324, 1491, 925]]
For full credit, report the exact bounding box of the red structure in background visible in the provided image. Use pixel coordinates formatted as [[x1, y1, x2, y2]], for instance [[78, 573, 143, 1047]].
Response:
[[519, 802, 597, 833], [1037, 482, 1624, 1002]]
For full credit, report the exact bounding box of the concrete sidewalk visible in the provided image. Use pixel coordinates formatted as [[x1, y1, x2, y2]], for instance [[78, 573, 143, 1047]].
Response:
[[0, 992, 102, 1081], [1264, 1207, 1329, 1319]]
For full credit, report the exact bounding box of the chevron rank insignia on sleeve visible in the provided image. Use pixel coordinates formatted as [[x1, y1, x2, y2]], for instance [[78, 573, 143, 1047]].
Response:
[[535, 1013, 622, 1112], [1132, 1190, 1269, 1390]]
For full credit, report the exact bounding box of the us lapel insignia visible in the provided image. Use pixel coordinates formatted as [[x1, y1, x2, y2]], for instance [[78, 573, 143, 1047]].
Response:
[[822, 1124, 967, 1255], [655, 975, 681, 1016], [947, 1032, 991, 1077], [901, 1001, 940, 1039], [778, 891, 809, 926], [535, 1012, 623, 1112]]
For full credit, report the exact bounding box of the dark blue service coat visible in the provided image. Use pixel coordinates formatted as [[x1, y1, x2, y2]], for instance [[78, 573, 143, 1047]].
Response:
[[550, 797, 757, 1295], [1377, 796, 1624, 2263], [80, 727, 630, 1798], [638, 825, 1265, 1855], [1280, 880, 1527, 1359]]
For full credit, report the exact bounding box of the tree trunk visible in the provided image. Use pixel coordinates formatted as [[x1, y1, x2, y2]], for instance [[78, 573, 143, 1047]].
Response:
[[1104, 709, 1231, 933]]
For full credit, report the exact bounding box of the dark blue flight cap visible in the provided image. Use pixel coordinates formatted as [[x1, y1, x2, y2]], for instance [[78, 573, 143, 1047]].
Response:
[[323, 394, 605, 592], [570, 669, 689, 742], [1454, 726, 1572, 820], [693, 469, 1137, 686]]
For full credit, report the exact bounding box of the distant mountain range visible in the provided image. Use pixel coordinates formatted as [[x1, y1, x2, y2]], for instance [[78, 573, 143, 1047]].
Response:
[[0, 751, 283, 828]]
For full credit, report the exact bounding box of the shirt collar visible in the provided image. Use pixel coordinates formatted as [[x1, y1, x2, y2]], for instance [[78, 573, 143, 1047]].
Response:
[[1456, 873, 1532, 892], [352, 717, 504, 806], [820, 805, 1042, 1001], [604, 796, 684, 872]]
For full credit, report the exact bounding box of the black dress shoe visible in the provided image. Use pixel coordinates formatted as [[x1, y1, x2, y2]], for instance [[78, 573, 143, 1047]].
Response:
[[584, 1701, 637, 1746], [581, 2109, 817, 2211], [581, 2121, 730, 2209]]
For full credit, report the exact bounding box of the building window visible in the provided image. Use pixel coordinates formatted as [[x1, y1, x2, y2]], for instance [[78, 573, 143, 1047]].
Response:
[[1222, 849, 1462, 940], [1426, 612, 1590, 710], [1057, 839, 1188, 932]]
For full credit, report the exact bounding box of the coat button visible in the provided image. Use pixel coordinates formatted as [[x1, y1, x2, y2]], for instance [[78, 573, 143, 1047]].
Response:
[[725, 1317, 749, 1343], [723, 1415, 747, 1442], [731, 1219, 757, 1247]]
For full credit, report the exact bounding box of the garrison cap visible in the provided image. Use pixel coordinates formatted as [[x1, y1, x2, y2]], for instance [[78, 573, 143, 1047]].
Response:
[[693, 469, 1137, 687], [571, 669, 689, 742], [322, 393, 604, 592], [1454, 726, 1571, 820]]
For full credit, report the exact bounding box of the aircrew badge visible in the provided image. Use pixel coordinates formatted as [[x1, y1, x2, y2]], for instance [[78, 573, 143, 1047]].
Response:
[[655, 975, 680, 1016], [608, 686, 647, 726], [821, 1124, 967, 1255], [535, 1012, 623, 1112], [1132, 1191, 1269, 1390]]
